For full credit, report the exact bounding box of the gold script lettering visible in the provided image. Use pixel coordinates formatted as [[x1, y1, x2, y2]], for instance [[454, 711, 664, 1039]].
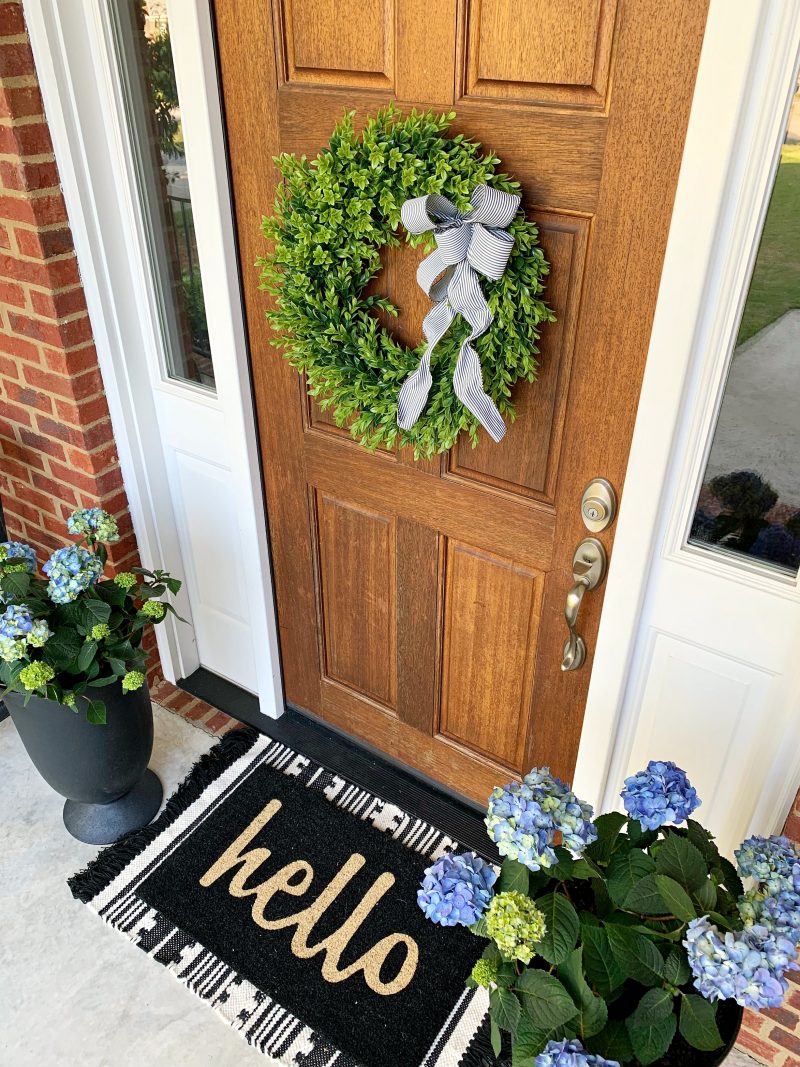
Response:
[[199, 800, 419, 996]]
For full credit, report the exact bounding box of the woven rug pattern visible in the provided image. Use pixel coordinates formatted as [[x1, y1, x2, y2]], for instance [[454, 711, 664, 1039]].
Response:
[[69, 728, 493, 1067]]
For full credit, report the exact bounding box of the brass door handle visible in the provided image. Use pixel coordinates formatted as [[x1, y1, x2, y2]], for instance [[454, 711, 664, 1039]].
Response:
[[561, 538, 607, 672]]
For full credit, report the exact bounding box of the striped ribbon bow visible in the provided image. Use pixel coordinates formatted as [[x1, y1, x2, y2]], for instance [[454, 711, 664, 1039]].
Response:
[[397, 184, 521, 442]]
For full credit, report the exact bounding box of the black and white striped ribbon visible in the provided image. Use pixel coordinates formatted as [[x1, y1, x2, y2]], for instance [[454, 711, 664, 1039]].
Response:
[[397, 184, 521, 442]]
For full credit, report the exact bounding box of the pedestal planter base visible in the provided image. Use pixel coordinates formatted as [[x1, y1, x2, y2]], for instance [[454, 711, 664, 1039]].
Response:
[[7, 682, 161, 844], [63, 767, 163, 844]]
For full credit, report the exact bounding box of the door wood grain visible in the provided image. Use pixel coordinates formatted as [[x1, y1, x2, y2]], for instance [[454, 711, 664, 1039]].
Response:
[[213, 0, 709, 800]]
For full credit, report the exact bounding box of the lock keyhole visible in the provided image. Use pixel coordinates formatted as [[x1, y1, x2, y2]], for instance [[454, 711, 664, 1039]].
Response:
[[580, 480, 616, 533]]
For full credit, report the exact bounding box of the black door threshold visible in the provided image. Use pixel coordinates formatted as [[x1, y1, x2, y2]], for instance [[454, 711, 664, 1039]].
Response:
[[177, 668, 499, 861]]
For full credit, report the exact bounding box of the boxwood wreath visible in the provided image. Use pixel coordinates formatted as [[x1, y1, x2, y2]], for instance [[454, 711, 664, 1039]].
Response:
[[258, 107, 555, 458]]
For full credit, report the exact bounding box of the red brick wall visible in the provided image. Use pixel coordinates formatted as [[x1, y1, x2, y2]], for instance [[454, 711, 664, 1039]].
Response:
[[737, 785, 800, 1067], [0, 1, 159, 678]]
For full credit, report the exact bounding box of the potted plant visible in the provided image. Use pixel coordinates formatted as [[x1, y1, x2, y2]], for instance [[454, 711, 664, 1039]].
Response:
[[0, 508, 182, 845], [418, 761, 800, 1067]]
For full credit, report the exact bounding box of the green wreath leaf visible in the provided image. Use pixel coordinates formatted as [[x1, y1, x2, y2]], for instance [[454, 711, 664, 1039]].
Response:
[[259, 105, 554, 458]]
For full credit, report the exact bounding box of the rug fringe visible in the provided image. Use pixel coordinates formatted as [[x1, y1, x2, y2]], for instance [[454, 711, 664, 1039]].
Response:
[[458, 1018, 511, 1067], [68, 726, 259, 903]]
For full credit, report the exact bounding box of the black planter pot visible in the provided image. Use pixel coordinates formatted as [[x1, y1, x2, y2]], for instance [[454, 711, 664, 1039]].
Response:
[[6, 682, 163, 844], [479, 1000, 742, 1067]]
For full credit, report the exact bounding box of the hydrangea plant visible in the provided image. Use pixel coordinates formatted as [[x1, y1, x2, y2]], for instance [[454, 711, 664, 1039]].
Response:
[[0, 510, 181, 723], [419, 763, 800, 1065]]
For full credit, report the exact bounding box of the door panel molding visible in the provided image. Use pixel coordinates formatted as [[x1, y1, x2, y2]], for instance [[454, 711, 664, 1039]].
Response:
[[214, 0, 708, 798]]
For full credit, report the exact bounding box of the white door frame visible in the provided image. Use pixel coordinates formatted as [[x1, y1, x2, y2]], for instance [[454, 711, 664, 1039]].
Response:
[[24, 0, 283, 717], [24, 0, 800, 823], [574, 0, 800, 832]]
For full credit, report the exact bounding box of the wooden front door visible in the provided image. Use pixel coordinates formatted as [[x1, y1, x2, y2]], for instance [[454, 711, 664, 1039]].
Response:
[[214, 0, 708, 802]]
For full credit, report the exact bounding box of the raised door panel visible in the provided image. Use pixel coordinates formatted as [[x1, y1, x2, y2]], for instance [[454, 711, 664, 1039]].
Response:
[[315, 493, 397, 707], [439, 540, 543, 770], [461, 0, 618, 108], [276, 0, 395, 88], [449, 211, 590, 500]]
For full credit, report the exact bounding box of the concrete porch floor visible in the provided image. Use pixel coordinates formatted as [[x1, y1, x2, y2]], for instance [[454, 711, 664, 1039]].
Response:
[[0, 703, 763, 1067]]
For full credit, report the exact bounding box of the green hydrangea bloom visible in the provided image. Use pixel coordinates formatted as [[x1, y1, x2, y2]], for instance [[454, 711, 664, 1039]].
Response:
[[114, 572, 137, 591], [19, 661, 55, 692], [141, 600, 166, 620], [122, 670, 145, 693], [470, 958, 499, 989], [0, 635, 25, 662], [62, 691, 76, 708], [485, 891, 546, 964], [90, 622, 111, 640]]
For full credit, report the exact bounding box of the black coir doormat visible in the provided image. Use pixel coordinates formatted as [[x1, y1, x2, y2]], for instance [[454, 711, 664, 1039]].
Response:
[[69, 728, 493, 1067]]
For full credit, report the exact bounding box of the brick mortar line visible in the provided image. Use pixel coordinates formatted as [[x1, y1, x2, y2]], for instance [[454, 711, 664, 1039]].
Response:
[[0, 183, 62, 201], [0, 76, 39, 90], [0, 114, 47, 129]]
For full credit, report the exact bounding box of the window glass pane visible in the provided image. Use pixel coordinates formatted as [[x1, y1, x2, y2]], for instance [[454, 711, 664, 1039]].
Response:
[[689, 78, 800, 575], [113, 0, 214, 388]]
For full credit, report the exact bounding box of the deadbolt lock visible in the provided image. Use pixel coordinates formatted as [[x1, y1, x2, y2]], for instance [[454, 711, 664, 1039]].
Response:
[[580, 478, 617, 533]]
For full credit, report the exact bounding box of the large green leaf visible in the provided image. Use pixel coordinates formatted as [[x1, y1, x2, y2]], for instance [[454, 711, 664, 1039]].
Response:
[[655, 834, 707, 891], [607, 850, 656, 906], [42, 629, 84, 670], [93, 580, 128, 607], [624, 874, 671, 916], [664, 946, 691, 987], [679, 995, 723, 1051], [653, 874, 696, 922], [81, 598, 111, 631], [582, 926, 627, 996], [1, 571, 31, 600], [557, 948, 608, 1039], [586, 812, 628, 863], [86, 699, 107, 725], [605, 924, 666, 986], [685, 819, 720, 865], [630, 988, 674, 1025], [714, 856, 744, 898], [533, 892, 580, 965], [76, 640, 98, 674], [626, 1012, 677, 1065], [695, 878, 717, 912], [515, 970, 579, 1031], [499, 857, 529, 896], [586, 1020, 634, 1064], [491, 986, 521, 1035]]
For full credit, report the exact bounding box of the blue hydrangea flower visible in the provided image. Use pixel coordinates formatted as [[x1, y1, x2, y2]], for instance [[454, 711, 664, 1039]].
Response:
[[684, 916, 798, 1009], [485, 768, 597, 872], [0, 541, 37, 603], [535, 1037, 619, 1067], [0, 603, 34, 639], [67, 507, 120, 544], [0, 541, 36, 573], [27, 619, 52, 648], [621, 760, 700, 830], [43, 545, 104, 604], [0, 635, 26, 662], [417, 851, 497, 927], [0, 605, 52, 661], [736, 836, 799, 890]]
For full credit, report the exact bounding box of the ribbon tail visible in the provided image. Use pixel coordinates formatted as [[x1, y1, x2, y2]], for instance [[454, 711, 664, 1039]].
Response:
[[452, 342, 507, 442], [397, 348, 434, 431], [397, 301, 454, 431]]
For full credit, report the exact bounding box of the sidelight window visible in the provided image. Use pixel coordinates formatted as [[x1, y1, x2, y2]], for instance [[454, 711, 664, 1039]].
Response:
[[110, 0, 215, 389], [688, 77, 800, 576]]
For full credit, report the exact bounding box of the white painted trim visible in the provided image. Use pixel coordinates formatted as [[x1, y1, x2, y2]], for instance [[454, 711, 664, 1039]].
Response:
[[573, 0, 800, 813], [24, 0, 283, 717]]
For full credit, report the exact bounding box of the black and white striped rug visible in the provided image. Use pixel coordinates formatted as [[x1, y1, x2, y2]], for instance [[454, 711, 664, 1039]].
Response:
[[69, 727, 496, 1067]]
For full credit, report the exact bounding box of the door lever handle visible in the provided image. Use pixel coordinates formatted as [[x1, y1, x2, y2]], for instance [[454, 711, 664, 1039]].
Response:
[[561, 538, 607, 672]]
